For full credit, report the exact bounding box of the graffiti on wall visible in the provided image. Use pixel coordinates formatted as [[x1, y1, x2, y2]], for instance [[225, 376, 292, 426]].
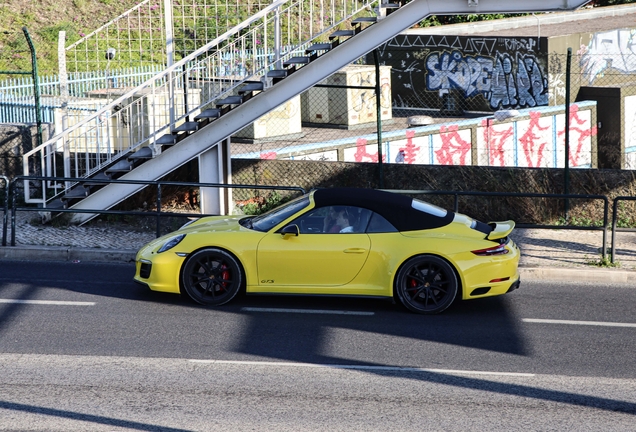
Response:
[[579, 29, 636, 85], [426, 50, 549, 110], [476, 104, 595, 168], [260, 105, 597, 169], [374, 34, 548, 111]]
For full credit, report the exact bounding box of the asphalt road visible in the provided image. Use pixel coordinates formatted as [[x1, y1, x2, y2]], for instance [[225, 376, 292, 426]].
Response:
[[0, 260, 635, 431]]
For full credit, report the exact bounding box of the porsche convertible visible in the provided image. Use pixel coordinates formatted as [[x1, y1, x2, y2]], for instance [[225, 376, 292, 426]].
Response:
[[134, 188, 520, 314]]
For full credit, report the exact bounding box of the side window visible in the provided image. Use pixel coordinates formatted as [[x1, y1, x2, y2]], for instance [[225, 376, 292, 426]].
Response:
[[293, 208, 327, 234], [366, 212, 397, 233], [292, 206, 372, 234]]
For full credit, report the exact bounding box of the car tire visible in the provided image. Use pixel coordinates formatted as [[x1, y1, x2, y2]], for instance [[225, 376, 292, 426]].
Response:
[[394, 255, 458, 314], [181, 248, 243, 306]]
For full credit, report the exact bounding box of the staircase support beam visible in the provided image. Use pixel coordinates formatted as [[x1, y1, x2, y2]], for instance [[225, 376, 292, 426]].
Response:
[[68, 0, 591, 223]]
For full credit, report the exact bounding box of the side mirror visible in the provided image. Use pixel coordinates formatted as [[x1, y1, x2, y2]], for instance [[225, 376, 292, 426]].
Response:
[[280, 224, 299, 237]]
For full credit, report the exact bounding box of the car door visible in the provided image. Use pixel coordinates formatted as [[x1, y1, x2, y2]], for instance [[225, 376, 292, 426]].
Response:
[[256, 206, 371, 287]]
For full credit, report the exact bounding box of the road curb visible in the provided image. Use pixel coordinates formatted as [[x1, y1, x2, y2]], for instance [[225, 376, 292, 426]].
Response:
[[0, 245, 136, 263], [519, 266, 636, 284], [2, 246, 635, 284]]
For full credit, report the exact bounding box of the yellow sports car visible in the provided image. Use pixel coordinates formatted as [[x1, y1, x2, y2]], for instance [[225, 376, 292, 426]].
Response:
[[134, 188, 520, 314]]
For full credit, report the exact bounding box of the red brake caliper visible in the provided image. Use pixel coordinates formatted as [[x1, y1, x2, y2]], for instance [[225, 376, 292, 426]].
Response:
[[220, 264, 230, 291]]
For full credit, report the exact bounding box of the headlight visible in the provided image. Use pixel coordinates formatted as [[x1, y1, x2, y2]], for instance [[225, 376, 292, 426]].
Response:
[[157, 234, 186, 253]]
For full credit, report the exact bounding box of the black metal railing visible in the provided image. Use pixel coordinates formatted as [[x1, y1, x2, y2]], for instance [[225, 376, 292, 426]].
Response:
[[611, 197, 636, 264], [6, 175, 305, 246], [388, 189, 610, 260], [3, 177, 634, 266], [1, 175, 8, 246]]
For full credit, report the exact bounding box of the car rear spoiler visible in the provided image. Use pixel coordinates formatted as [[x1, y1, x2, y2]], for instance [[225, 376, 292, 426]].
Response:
[[487, 220, 515, 241]]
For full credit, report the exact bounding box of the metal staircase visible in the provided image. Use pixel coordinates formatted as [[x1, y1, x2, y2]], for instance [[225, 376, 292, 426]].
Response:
[[22, 0, 592, 223]]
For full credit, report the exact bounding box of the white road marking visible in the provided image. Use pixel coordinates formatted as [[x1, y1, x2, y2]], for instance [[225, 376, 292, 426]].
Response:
[[523, 318, 636, 328], [241, 307, 374, 316], [0, 299, 96, 306], [188, 359, 535, 377]]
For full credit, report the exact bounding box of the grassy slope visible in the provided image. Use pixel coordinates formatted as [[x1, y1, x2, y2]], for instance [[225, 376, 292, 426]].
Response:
[[0, 0, 141, 74]]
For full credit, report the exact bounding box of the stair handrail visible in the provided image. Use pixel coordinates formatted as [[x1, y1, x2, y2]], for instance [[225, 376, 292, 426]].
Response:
[[22, 0, 379, 205], [26, 0, 291, 160]]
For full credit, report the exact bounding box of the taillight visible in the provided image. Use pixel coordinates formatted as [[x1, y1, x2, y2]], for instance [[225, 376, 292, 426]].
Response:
[[471, 244, 509, 256]]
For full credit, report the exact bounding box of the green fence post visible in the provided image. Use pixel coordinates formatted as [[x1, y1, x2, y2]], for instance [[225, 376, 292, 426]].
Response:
[[23, 27, 43, 148]]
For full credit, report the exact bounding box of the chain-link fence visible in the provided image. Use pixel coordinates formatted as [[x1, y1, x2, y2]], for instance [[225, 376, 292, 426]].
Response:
[[3, 11, 636, 225]]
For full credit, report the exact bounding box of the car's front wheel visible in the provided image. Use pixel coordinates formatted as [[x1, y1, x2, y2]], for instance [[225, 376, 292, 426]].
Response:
[[394, 255, 458, 314], [181, 248, 243, 306]]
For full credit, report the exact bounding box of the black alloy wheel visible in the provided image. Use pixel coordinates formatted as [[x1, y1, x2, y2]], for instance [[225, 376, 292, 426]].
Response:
[[181, 248, 243, 306], [394, 255, 458, 314]]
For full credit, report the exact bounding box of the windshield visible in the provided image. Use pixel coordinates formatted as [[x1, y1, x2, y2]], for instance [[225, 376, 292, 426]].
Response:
[[250, 194, 311, 232]]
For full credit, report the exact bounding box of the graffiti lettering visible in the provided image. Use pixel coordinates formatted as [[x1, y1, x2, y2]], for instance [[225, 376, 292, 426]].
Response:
[[353, 138, 385, 163], [519, 112, 550, 168], [579, 29, 636, 85], [427, 50, 548, 110], [481, 119, 514, 167], [557, 104, 597, 167], [400, 130, 419, 164], [436, 125, 471, 165]]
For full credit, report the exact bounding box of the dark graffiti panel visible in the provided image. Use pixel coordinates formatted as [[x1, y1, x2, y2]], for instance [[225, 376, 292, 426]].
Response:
[[373, 35, 549, 112]]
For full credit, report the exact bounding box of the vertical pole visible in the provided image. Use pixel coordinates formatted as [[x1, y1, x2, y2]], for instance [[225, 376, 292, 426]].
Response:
[[59, 31, 71, 188], [164, 0, 175, 126], [23, 27, 42, 148], [373, 50, 384, 189], [274, 3, 281, 70], [564, 48, 572, 219]]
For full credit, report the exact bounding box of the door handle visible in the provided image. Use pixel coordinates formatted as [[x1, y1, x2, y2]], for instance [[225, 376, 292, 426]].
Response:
[[343, 248, 366, 254]]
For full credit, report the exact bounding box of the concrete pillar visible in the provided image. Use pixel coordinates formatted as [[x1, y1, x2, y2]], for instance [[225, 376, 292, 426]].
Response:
[[198, 138, 232, 215]]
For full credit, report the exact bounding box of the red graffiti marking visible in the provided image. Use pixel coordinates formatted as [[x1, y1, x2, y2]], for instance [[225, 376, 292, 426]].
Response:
[[557, 104, 598, 167], [354, 138, 386, 163], [260, 152, 277, 160], [399, 130, 419, 164], [435, 125, 471, 165], [481, 119, 514, 167], [518, 111, 550, 167]]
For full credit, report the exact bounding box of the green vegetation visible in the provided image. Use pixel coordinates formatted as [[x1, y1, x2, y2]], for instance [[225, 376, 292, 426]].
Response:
[[239, 191, 289, 215], [587, 254, 621, 268], [0, 0, 141, 74]]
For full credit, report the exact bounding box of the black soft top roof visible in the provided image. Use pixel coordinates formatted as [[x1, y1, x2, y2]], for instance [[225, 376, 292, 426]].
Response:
[[312, 188, 455, 231]]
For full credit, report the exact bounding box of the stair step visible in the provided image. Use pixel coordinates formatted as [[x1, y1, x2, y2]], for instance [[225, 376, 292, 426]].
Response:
[[156, 134, 177, 145], [352, 17, 378, 23], [128, 146, 153, 162], [173, 122, 199, 133], [216, 96, 243, 106], [306, 43, 333, 53], [194, 109, 221, 121], [105, 159, 132, 175], [239, 82, 264, 94], [283, 56, 311, 67], [329, 30, 355, 39], [267, 69, 289, 79], [45, 199, 65, 210], [63, 187, 89, 199], [379, 2, 400, 9], [84, 172, 111, 187]]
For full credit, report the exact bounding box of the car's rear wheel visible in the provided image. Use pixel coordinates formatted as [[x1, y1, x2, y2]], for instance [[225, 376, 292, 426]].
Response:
[[181, 248, 243, 306], [394, 255, 458, 314]]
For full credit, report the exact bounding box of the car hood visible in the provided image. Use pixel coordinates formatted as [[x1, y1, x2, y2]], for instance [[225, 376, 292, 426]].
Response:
[[179, 215, 247, 234]]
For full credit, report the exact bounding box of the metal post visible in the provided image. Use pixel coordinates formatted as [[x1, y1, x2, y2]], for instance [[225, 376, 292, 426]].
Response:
[[164, 0, 175, 126], [59, 31, 71, 188], [564, 48, 572, 219], [274, 3, 281, 69], [23, 27, 43, 148], [373, 50, 384, 188]]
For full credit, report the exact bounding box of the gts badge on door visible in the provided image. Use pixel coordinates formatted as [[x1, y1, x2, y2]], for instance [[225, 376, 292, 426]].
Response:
[[261, 280, 275, 284]]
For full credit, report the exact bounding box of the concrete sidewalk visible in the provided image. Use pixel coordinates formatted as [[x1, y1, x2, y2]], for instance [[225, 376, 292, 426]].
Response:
[[1, 211, 635, 284]]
